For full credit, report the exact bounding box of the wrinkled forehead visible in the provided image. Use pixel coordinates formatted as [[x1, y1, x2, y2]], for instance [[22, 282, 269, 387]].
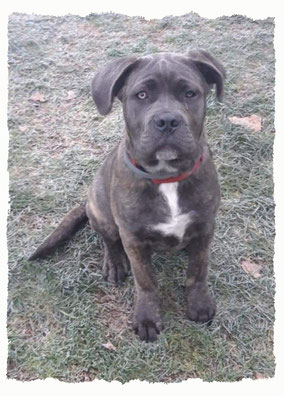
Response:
[[126, 53, 204, 87]]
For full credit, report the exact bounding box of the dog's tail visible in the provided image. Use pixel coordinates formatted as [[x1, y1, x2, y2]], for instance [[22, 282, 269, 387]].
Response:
[[28, 204, 88, 261]]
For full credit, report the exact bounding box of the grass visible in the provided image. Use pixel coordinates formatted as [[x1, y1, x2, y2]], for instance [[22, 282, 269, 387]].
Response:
[[7, 12, 275, 382]]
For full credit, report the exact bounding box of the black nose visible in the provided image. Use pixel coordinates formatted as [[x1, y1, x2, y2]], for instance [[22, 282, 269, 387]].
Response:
[[154, 113, 181, 133]]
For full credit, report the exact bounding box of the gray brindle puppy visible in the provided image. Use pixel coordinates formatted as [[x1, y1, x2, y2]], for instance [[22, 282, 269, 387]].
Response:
[[29, 49, 226, 342]]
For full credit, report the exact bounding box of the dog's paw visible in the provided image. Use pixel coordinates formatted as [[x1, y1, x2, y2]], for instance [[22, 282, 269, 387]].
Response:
[[186, 292, 216, 324], [103, 259, 128, 284], [133, 319, 163, 343], [133, 300, 164, 342]]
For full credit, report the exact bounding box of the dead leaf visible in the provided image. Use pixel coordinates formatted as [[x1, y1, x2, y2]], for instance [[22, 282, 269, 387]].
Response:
[[241, 259, 262, 278], [229, 115, 262, 132], [30, 92, 47, 103], [254, 372, 268, 379], [66, 90, 76, 100], [102, 341, 116, 351]]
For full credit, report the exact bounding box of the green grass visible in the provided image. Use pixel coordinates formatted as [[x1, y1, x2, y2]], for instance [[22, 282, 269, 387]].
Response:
[[7, 12, 275, 382]]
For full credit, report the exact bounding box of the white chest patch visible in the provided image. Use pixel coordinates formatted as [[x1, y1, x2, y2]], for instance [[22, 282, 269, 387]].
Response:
[[152, 182, 194, 240]]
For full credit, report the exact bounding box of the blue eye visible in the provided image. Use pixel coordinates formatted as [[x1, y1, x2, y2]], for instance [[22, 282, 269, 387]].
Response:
[[136, 91, 148, 100], [185, 90, 196, 98]]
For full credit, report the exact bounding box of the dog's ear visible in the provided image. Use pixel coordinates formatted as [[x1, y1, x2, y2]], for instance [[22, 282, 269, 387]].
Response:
[[91, 56, 138, 115], [187, 49, 226, 101]]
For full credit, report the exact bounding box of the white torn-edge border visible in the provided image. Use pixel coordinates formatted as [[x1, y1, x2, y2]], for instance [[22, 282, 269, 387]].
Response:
[[1, 1, 283, 395]]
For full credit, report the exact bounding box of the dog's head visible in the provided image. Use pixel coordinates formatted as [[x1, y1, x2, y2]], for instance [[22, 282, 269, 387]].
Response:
[[92, 49, 225, 175]]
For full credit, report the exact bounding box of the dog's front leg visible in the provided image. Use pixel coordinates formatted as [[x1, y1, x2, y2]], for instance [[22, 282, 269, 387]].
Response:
[[186, 231, 216, 324], [120, 232, 163, 342]]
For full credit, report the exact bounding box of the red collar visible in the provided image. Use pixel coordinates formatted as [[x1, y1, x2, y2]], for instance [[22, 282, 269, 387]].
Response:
[[129, 155, 203, 184]]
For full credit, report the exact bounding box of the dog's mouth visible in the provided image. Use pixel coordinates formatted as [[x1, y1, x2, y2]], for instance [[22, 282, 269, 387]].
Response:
[[138, 146, 195, 176], [130, 132, 200, 175], [139, 126, 197, 163], [155, 146, 178, 161]]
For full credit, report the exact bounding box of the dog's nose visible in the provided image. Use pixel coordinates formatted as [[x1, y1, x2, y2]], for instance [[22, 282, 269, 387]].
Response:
[[154, 113, 181, 133]]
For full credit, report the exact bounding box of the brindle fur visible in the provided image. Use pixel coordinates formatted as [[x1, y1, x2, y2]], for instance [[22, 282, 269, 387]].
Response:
[[29, 205, 88, 260], [29, 49, 225, 342]]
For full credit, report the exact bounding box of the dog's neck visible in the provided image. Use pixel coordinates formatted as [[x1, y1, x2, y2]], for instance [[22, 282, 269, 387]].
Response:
[[124, 151, 203, 184]]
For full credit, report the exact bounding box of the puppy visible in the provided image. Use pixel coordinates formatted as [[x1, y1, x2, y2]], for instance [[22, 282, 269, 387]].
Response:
[[29, 49, 225, 342]]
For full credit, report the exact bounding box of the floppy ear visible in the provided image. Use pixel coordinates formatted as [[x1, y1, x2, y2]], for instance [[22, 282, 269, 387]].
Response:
[[187, 49, 226, 101], [91, 56, 138, 115]]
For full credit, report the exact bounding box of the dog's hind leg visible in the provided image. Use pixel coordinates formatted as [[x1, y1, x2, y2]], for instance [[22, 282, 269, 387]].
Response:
[[102, 238, 130, 283], [86, 199, 130, 284]]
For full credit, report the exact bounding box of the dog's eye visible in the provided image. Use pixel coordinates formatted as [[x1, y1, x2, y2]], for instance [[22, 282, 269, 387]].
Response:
[[136, 91, 148, 100], [185, 90, 196, 98]]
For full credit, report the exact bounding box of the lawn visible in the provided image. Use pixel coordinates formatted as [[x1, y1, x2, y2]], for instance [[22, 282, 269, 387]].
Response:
[[7, 12, 275, 382]]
